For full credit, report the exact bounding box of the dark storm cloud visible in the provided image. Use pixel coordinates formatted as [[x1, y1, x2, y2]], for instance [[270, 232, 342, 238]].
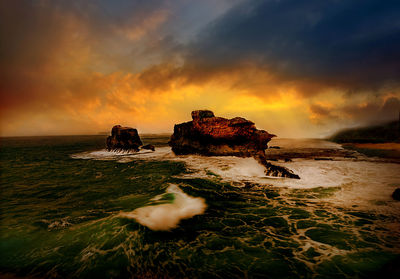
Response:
[[1, 0, 399, 136], [0, 0, 171, 69], [342, 96, 400, 124], [0, 0, 171, 113], [188, 0, 400, 90], [310, 104, 332, 117], [311, 96, 400, 125]]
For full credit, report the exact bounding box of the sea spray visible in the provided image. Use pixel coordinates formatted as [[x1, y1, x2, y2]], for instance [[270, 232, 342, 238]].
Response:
[[73, 146, 400, 191], [120, 184, 207, 231]]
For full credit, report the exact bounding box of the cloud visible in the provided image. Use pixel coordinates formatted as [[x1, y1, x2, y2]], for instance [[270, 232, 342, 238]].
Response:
[[341, 96, 400, 124], [0, 0, 176, 127], [310, 105, 332, 117], [307, 95, 400, 128], [1, 0, 399, 137], [186, 0, 400, 91]]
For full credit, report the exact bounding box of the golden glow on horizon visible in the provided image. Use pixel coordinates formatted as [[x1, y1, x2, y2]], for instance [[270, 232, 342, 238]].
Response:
[[1, 63, 399, 138], [225, 92, 301, 112], [1, 3, 399, 138]]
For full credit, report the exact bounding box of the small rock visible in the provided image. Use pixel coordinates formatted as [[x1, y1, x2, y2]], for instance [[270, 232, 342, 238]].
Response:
[[106, 125, 142, 152], [392, 188, 400, 201], [141, 144, 155, 151], [256, 156, 300, 179]]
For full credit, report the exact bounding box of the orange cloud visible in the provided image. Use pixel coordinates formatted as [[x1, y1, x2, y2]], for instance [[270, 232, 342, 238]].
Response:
[[118, 10, 169, 41], [1, 2, 399, 138], [0, 60, 319, 137]]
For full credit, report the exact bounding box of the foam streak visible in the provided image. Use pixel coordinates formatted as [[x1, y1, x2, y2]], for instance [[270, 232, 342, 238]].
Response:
[[120, 185, 207, 231]]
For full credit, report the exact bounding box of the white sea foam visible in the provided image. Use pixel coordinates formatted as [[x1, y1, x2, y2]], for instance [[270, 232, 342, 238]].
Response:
[[271, 159, 400, 213], [72, 139, 400, 213], [72, 145, 400, 190], [71, 148, 172, 162], [72, 147, 271, 181], [119, 184, 207, 231]]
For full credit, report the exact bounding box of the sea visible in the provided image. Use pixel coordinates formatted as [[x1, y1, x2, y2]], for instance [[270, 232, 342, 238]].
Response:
[[1, 135, 399, 278]]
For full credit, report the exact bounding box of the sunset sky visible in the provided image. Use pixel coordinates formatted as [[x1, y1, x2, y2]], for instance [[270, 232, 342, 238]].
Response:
[[1, 0, 399, 137]]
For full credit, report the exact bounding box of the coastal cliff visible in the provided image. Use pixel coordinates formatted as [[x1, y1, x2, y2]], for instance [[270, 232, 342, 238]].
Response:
[[330, 120, 400, 143]]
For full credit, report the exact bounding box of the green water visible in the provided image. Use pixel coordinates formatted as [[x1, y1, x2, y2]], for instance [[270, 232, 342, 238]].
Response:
[[0, 136, 399, 278]]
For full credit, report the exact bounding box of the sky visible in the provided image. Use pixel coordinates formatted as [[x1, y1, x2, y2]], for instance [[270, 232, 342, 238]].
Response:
[[1, 0, 399, 138]]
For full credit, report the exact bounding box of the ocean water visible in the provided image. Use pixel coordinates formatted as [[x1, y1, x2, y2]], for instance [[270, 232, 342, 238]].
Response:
[[1, 135, 400, 278]]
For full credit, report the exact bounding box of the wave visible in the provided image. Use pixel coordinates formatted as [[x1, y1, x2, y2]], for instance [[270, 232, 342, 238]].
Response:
[[119, 184, 207, 231], [72, 147, 400, 187], [72, 144, 400, 214]]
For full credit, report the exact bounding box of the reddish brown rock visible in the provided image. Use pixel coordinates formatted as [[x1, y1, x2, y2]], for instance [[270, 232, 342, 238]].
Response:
[[169, 110, 299, 179], [106, 125, 143, 151], [170, 110, 275, 157]]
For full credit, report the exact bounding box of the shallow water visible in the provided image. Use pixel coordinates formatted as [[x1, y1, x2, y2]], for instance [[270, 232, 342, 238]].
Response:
[[1, 135, 399, 278]]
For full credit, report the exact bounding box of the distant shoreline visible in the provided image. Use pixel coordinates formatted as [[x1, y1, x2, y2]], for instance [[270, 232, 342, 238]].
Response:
[[343, 142, 400, 150], [341, 142, 400, 160], [329, 120, 399, 144]]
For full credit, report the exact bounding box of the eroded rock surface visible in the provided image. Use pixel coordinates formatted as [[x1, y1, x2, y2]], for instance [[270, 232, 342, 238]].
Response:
[[170, 110, 274, 156], [170, 110, 299, 179]]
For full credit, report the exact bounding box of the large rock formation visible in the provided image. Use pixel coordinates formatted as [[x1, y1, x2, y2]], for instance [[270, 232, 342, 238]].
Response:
[[169, 110, 299, 179], [170, 110, 274, 156], [106, 125, 143, 151]]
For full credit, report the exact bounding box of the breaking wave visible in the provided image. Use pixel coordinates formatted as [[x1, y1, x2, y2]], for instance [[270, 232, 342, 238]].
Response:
[[71, 146, 400, 187], [119, 184, 207, 231], [72, 139, 400, 214]]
